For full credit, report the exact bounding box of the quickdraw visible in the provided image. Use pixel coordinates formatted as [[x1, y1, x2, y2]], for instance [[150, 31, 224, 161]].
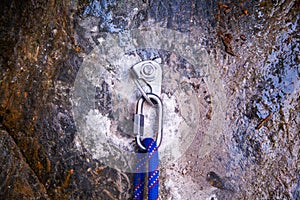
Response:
[[131, 60, 163, 200]]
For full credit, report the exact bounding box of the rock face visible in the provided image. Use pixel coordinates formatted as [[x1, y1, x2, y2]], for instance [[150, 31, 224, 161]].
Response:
[[0, 129, 49, 199], [0, 0, 299, 199], [0, 0, 130, 199]]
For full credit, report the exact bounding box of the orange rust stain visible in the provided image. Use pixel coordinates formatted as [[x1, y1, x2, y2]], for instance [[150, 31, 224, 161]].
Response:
[[33, 138, 40, 159], [240, 35, 247, 41], [36, 161, 44, 171], [32, 116, 37, 121], [256, 113, 273, 130], [62, 169, 74, 189], [219, 4, 229, 9], [95, 166, 106, 174], [24, 92, 28, 98], [243, 9, 249, 15], [16, 90, 21, 97], [224, 9, 231, 14], [46, 157, 51, 172], [221, 33, 236, 56], [33, 46, 40, 62], [74, 46, 81, 52]]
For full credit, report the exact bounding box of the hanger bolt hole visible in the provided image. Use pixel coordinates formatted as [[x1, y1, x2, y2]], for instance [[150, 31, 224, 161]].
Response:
[[142, 64, 155, 76]]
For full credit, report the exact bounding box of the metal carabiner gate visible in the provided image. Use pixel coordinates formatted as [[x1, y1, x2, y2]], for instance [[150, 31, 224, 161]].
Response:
[[133, 94, 163, 151]]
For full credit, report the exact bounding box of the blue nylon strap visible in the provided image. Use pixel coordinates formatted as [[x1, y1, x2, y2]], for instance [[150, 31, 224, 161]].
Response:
[[134, 138, 159, 200]]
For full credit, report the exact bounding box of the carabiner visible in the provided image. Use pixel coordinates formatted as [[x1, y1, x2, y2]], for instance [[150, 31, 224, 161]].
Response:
[[133, 94, 163, 151]]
